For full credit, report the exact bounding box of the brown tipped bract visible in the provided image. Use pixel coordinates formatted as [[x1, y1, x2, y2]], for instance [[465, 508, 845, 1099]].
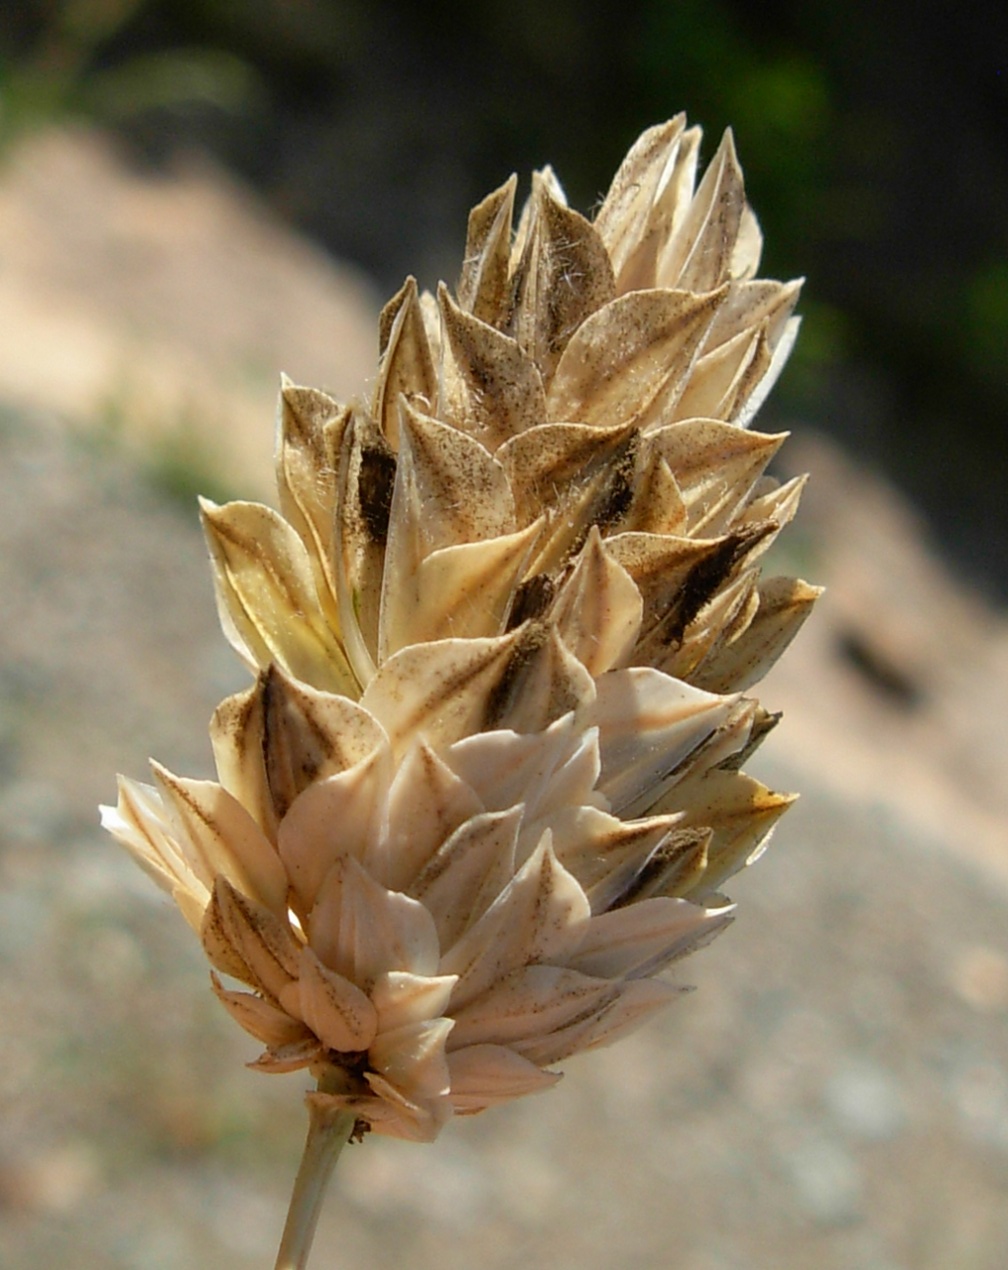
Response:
[[103, 116, 817, 1142]]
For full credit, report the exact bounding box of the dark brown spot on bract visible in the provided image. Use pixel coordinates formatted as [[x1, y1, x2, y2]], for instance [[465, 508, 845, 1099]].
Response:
[[613, 827, 711, 907], [507, 574, 555, 630], [589, 431, 638, 533], [483, 622, 549, 728], [358, 443, 397, 544], [662, 523, 772, 646]]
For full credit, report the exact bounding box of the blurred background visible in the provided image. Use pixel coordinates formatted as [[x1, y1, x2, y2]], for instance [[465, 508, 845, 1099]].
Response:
[[0, 3, 1006, 1268]]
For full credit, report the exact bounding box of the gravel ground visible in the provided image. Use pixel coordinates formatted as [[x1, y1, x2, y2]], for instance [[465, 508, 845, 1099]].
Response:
[[1, 128, 1006, 1270], [2, 400, 1007, 1270]]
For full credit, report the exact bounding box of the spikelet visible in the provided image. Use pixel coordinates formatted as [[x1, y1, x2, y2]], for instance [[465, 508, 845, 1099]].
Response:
[[103, 116, 819, 1142]]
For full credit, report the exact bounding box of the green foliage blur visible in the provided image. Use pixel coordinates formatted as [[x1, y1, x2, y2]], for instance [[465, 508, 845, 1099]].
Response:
[[2, 0, 1006, 594]]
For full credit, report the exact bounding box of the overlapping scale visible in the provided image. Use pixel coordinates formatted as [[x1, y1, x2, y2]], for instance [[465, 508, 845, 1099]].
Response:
[[103, 115, 819, 1142]]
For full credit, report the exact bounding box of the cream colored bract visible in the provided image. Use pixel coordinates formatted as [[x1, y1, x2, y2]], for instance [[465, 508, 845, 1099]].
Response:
[[103, 115, 818, 1144]]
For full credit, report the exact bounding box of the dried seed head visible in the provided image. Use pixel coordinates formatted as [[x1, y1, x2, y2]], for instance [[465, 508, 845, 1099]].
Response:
[[103, 116, 818, 1142]]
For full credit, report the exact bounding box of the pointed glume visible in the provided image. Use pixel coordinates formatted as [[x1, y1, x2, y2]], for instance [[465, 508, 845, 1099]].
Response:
[[102, 116, 818, 1142]]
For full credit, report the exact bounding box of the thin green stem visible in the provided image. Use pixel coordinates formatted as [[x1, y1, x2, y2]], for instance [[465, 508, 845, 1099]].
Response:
[[274, 1093, 356, 1270]]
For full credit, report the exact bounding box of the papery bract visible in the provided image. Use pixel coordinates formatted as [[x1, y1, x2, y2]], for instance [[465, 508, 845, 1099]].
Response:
[[103, 114, 818, 1143]]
